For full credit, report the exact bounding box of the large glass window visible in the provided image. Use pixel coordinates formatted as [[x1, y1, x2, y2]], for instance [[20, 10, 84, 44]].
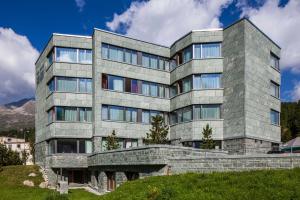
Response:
[[202, 43, 221, 58], [271, 110, 280, 125], [102, 74, 168, 98], [101, 44, 109, 59], [201, 105, 220, 119], [150, 83, 158, 97], [142, 110, 150, 124], [51, 106, 92, 122], [194, 44, 201, 59], [55, 47, 92, 64], [270, 53, 280, 70], [56, 77, 77, 92], [142, 82, 150, 96], [48, 77, 92, 93], [57, 139, 77, 153], [109, 106, 124, 121], [150, 55, 158, 69], [183, 45, 192, 63], [142, 53, 150, 68], [182, 77, 192, 93], [270, 81, 280, 98], [78, 49, 92, 64], [125, 108, 137, 122], [108, 75, 124, 92], [50, 139, 92, 154], [170, 104, 221, 125], [199, 74, 221, 89], [56, 47, 77, 63]]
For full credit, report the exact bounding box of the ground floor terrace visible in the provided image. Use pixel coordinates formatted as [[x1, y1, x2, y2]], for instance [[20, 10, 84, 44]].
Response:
[[42, 145, 300, 192]]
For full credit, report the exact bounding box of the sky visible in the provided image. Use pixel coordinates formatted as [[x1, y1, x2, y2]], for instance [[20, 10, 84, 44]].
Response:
[[0, 0, 299, 104]]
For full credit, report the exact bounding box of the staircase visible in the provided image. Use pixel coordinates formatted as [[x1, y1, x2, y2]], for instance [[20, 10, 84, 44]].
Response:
[[39, 166, 49, 187]]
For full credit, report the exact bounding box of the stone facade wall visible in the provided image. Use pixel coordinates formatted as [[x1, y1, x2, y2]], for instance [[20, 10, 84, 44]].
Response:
[[168, 154, 300, 174]]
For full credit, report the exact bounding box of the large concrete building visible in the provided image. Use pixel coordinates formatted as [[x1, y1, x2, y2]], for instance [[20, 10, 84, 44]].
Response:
[[35, 18, 281, 188]]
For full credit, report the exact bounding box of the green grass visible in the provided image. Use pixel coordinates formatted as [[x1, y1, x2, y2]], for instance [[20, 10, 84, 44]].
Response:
[[1, 165, 300, 200]]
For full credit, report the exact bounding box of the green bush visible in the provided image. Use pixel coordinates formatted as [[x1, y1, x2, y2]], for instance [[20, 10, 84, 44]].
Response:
[[0, 144, 22, 166], [44, 192, 69, 200]]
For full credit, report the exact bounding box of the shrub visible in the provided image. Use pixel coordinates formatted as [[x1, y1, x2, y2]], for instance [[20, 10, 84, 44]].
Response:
[[0, 144, 23, 166]]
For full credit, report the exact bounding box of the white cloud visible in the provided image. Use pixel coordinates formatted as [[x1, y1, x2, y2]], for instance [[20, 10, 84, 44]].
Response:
[[106, 0, 232, 46], [240, 0, 300, 72], [291, 82, 300, 101], [75, 0, 86, 12], [0, 28, 39, 104]]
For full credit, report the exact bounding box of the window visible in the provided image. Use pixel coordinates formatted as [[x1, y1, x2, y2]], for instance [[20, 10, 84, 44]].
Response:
[[108, 75, 124, 92], [270, 53, 279, 70], [142, 82, 150, 96], [78, 49, 92, 64], [142, 110, 150, 124], [201, 105, 220, 119], [202, 43, 221, 58], [51, 106, 92, 122], [125, 108, 137, 122], [199, 74, 221, 89], [109, 106, 124, 121], [102, 74, 168, 98], [170, 104, 221, 125], [79, 78, 92, 93], [142, 53, 150, 68], [48, 77, 92, 93], [56, 77, 77, 92], [150, 55, 158, 69], [131, 79, 138, 93], [182, 77, 192, 93], [182, 106, 192, 122], [194, 44, 201, 59], [79, 140, 92, 153], [102, 43, 138, 65], [48, 108, 55, 123], [270, 81, 280, 98], [150, 83, 158, 97], [79, 108, 92, 122], [101, 43, 109, 59], [183, 45, 192, 63], [57, 139, 77, 153], [56, 47, 77, 63], [48, 78, 55, 93], [101, 105, 108, 120], [47, 49, 54, 66], [271, 110, 280, 125]]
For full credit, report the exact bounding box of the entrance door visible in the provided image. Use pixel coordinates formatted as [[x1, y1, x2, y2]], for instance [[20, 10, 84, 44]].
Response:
[[106, 172, 116, 191], [68, 170, 84, 184]]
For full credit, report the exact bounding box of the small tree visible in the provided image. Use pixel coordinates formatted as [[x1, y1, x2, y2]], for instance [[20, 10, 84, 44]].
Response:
[[0, 144, 22, 166], [201, 124, 215, 149], [105, 130, 120, 150], [21, 150, 29, 165], [144, 115, 169, 145]]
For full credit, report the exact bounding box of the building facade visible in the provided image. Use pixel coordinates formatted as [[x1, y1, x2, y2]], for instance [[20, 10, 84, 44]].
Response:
[[35, 18, 281, 186], [0, 137, 33, 165]]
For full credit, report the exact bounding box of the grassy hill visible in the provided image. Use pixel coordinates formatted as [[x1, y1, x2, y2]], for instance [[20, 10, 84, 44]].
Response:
[[1, 165, 300, 200]]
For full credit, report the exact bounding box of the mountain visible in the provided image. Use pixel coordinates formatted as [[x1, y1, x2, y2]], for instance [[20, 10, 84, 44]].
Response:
[[4, 97, 35, 108], [0, 98, 35, 132]]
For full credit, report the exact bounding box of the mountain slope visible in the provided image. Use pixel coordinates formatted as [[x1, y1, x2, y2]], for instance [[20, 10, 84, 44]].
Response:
[[0, 99, 35, 132]]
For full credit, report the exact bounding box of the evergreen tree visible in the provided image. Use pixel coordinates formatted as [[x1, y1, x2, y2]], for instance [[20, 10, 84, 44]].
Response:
[[0, 144, 22, 166], [201, 124, 215, 149], [144, 115, 169, 144], [105, 130, 120, 150]]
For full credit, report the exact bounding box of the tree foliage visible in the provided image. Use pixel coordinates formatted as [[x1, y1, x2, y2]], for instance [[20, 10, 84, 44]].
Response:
[[105, 130, 120, 150], [144, 115, 169, 145], [202, 124, 215, 149], [281, 101, 300, 142], [0, 144, 23, 166]]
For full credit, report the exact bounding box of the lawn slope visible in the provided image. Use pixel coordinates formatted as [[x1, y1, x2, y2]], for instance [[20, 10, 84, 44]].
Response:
[[1, 165, 300, 200]]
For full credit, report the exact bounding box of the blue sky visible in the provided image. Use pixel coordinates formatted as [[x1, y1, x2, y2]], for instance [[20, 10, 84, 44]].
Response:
[[0, 0, 299, 104]]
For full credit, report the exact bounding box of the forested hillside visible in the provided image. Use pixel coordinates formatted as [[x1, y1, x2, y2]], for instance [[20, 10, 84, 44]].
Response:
[[281, 101, 300, 142]]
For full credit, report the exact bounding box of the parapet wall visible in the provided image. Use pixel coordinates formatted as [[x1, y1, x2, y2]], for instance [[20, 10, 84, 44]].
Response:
[[168, 154, 300, 174]]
